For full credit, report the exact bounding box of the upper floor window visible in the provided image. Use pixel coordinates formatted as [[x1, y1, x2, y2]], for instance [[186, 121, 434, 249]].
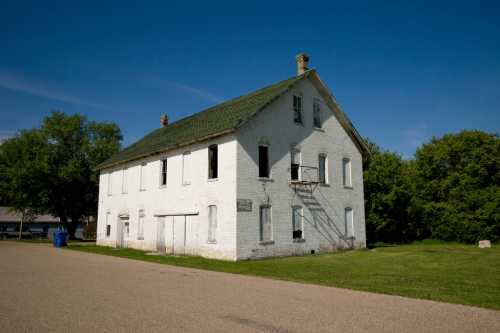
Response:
[[208, 144, 218, 179], [107, 173, 112, 196], [139, 163, 147, 191], [121, 168, 128, 194], [182, 152, 191, 185], [293, 94, 303, 125], [208, 205, 217, 243], [318, 154, 328, 184], [342, 158, 352, 187], [313, 99, 322, 128], [258, 145, 269, 178], [291, 149, 301, 181], [160, 159, 167, 186]]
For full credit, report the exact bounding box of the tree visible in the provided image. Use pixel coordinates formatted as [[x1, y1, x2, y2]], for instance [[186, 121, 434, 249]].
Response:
[[0, 111, 122, 239], [415, 130, 500, 243], [363, 139, 424, 244]]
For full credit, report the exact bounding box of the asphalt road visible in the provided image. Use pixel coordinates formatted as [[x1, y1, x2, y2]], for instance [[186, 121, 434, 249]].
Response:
[[0, 242, 499, 332]]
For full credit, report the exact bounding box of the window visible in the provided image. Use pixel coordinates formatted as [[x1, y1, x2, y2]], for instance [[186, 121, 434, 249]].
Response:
[[208, 205, 217, 243], [259, 205, 272, 242], [137, 210, 145, 240], [107, 173, 112, 196], [313, 99, 322, 128], [139, 163, 147, 191], [105, 212, 111, 237], [258, 145, 269, 178], [291, 149, 301, 181], [208, 145, 218, 179], [160, 159, 167, 186], [124, 221, 130, 237], [319, 154, 327, 184], [292, 206, 303, 240], [293, 94, 303, 124], [342, 158, 352, 187], [182, 152, 191, 185], [345, 207, 354, 238], [121, 168, 128, 194]]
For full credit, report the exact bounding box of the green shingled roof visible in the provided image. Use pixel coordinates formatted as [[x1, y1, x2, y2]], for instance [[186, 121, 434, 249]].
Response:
[[98, 71, 312, 169]]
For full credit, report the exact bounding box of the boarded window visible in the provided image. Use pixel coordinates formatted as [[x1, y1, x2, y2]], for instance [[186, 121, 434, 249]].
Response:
[[182, 152, 191, 185], [342, 158, 352, 187], [208, 205, 217, 242], [292, 206, 303, 239], [293, 95, 303, 124], [258, 145, 269, 178], [291, 149, 301, 181], [139, 163, 147, 190], [107, 173, 112, 196], [122, 168, 128, 194], [313, 100, 321, 128], [259, 205, 272, 242], [105, 213, 111, 237], [345, 207, 354, 238], [137, 210, 145, 240], [208, 145, 218, 179], [319, 154, 327, 184], [160, 159, 167, 186]]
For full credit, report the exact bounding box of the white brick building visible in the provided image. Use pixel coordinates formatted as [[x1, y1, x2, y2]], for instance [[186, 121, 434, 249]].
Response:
[[96, 54, 369, 260]]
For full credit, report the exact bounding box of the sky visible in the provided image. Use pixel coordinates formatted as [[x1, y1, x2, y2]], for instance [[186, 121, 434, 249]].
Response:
[[1, 0, 499, 157]]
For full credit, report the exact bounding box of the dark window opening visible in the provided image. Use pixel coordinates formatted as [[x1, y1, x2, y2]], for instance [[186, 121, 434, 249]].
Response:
[[161, 159, 167, 185], [293, 95, 303, 124], [208, 144, 218, 179], [319, 155, 326, 184], [291, 150, 300, 181], [259, 145, 269, 178], [313, 101, 321, 128], [106, 225, 111, 237]]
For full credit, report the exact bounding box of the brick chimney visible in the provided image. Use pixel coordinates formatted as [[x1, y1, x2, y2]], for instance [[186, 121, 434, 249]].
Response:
[[296, 53, 310, 75], [160, 114, 169, 127]]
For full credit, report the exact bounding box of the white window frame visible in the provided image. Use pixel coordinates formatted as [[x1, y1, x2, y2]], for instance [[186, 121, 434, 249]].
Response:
[[137, 209, 145, 240], [319, 154, 328, 185], [259, 205, 273, 242], [345, 207, 354, 238], [139, 163, 147, 191], [107, 173, 112, 196], [342, 158, 352, 188], [160, 159, 167, 187], [293, 94, 303, 125], [207, 205, 217, 243], [182, 152, 192, 185], [121, 168, 128, 194], [292, 205, 304, 240], [105, 212, 111, 237], [313, 99, 322, 128]]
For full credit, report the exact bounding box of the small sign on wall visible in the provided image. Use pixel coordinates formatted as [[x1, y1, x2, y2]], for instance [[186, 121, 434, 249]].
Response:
[[237, 199, 253, 212]]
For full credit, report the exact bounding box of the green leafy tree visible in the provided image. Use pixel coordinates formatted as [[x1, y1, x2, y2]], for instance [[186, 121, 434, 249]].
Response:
[[0, 111, 122, 239], [415, 130, 500, 243]]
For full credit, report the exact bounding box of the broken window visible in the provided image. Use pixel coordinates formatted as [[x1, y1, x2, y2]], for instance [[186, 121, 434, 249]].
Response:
[[160, 159, 167, 186], [137, 210, 145, 240], [293, 94, 303, 124], [182, 152, 191, 185], [258, 145, 269, 178], [292, 206, 303, 240], [260, 205, 272, 242], [313, 99, 321, 128], [208, 205, 217, 243], [208, 144, 218, 179], [345, 207, 354, 238], [319, 154, 327, 184], [342, 158, 352, 187], [291, 149, 301, 181]]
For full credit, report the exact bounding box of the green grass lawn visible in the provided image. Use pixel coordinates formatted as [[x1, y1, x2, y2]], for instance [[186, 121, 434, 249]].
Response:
[[67, 242, 500, 310]]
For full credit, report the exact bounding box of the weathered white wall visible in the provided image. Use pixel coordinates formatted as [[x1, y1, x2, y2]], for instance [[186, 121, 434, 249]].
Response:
[[96, 134, 238, 260], [236, 78, 366, 259]]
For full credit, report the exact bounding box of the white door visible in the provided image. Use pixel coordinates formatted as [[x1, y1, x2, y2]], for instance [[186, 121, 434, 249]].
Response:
[[116, 217, 123, 248], [156, 217, 166, 254], [173, 216, 186, 255]]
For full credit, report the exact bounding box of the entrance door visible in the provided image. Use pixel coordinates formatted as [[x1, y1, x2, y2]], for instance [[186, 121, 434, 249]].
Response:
[[116, 217, 129, 248], [156, 217, 166, 254], [173, 216, 186, 255]]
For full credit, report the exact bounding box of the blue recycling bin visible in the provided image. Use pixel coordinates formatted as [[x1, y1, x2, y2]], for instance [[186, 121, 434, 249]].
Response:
[[53, 230, 68, 247]]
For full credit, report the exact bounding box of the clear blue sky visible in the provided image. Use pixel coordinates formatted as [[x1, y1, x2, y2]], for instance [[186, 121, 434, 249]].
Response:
[[1, 0, 499, 157]]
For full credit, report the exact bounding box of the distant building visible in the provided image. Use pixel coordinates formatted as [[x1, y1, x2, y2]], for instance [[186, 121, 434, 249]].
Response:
[[0, 207, 84, 239], [96, 54, 369, 260]]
